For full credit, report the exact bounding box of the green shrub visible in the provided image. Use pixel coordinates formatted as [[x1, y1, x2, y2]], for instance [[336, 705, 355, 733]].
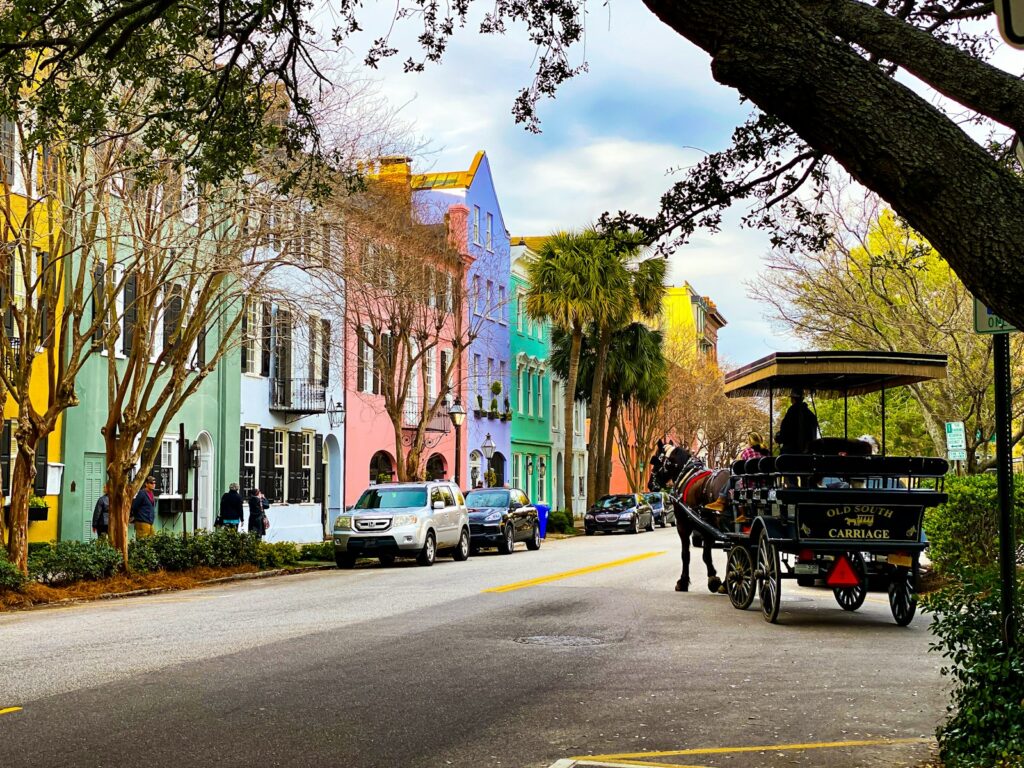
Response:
[[28, 540, 122, 585], [922, 567, 1024, 767], [0, 549, 25, 591], [299, 541, 334, 561], [127, 537, 160, 573], [924, 474, 1024, 574], [148, 532, 195, 571], [256, 541, 301, 569], [545, 508, 577, 535]]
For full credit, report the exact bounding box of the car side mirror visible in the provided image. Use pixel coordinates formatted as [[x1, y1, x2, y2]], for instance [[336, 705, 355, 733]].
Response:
[[432, 500, 445, 510]]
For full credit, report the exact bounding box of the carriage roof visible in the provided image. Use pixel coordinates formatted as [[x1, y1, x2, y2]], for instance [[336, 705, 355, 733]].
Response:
[[723, 351, 947, 398]]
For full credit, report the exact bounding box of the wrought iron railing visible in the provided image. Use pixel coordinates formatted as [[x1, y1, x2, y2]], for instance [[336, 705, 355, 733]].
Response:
[[401, 397, 451, 433], [270, 377, 327, 413]]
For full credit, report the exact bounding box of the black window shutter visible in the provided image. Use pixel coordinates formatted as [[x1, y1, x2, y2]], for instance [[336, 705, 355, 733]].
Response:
[[308, 319, 317, 381], [195, 322, 206, 367], [147, 436, 163, 495], [321, 319, 330, 386], [163, 284, 182, 354], [0, 420, 9, 498], [122, 272, 137, 355], [259, 428, 275, 500], [356, 330, 365, 393], [287, 432, 303, 503], [240, 299, 248, 371], [372, 333, 382, 395], [314, 434, 324, 504], [260, 301, 272, 376], [92, 265, 104, 343], [38, 251, 50, 345]]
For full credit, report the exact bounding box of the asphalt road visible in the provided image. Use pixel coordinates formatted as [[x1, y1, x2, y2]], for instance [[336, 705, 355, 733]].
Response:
[[0, 527, 946, 768]]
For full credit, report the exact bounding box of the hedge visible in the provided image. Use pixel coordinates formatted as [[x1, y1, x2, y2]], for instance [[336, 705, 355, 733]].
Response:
[[923, 474, 1024, 574]]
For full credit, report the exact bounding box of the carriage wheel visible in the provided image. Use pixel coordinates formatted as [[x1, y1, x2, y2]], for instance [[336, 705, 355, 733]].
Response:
[[889, 565, 918, 627], [833, 552, 867, 612], [757, 532, 781, 624], [726, 545, 756, 610]]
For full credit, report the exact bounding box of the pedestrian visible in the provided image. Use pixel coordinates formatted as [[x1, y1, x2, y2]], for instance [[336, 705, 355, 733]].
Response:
[[218, 482, 245, 530], [247, 488, 270, 538], [775, 389, 819, 454], [129, 475, 157, 538], [92, 485, 110, 539], [740, 431, 771, 461]]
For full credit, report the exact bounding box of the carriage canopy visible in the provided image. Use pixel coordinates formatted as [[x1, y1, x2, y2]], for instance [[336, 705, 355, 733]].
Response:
[[723, 351, 947, 399]]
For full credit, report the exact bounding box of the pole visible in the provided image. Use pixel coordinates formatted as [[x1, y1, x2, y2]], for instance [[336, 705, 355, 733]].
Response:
[[994, 332, 1017, 648], [454, 424, 462, 488], [768, 388, 774, 453], [193, 446, 199, 535], [880, 385, 886, 457]]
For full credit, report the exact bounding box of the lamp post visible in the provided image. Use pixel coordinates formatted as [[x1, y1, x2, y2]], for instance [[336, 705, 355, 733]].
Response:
[[448, 397, 466, 487], [482, 432, 496, 486]]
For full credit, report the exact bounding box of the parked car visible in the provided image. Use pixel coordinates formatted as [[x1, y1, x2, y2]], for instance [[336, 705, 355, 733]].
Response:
[[584, 494, 655, 535], [464, 487, 541, 554], [644, 491, 675, 527], [332, 481, 470, 568]]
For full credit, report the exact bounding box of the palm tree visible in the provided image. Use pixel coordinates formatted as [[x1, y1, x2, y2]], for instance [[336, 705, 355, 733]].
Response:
[[525, 230, 608, 517], [585, 237, 666, 506], [602, 323, 668, 495]]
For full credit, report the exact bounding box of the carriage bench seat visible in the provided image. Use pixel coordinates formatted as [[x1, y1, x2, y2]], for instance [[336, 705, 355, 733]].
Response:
[[768, 454, 949, 481]]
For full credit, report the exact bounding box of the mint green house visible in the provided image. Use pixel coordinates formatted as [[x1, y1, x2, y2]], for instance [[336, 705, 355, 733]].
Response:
[[508, 242, 552, 505]]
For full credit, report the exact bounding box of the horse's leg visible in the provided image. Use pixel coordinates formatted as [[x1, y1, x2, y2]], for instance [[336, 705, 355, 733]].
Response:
[[675, 513, 691, 592], [704, 536, 722, 593]]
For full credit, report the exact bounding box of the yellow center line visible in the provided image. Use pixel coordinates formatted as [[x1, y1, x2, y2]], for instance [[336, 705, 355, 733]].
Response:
[[0, 707, 23, 717], [579, 736, 932, 760], [588, 760, 711, 768], [483, 551, 667, 593]]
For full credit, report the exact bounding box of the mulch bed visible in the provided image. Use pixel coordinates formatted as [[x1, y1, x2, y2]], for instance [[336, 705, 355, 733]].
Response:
[[0, 565, 259, 611]]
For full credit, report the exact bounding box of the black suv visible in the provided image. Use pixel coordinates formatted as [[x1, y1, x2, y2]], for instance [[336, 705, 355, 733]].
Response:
[[465, 487, 541, 554]]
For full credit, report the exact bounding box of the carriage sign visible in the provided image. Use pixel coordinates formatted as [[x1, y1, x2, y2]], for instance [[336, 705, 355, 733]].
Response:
[[974, 298, 1017, 334]]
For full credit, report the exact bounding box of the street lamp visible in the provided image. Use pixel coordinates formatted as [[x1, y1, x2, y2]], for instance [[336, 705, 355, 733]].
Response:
[[482, 432, 496, 486], [448, 397, 466, 487]]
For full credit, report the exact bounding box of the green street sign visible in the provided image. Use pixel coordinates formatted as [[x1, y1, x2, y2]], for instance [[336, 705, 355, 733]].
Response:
[[974, 297, 1017, 334]]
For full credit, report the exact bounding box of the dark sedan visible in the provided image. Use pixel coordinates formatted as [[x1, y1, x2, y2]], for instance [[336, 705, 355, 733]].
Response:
[[465, 487, 541, 554], [645, 491, 676, 527], [584, 494, 655, 535]]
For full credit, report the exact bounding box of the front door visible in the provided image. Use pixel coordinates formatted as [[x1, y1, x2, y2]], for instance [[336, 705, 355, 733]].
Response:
[[83, 453, 105, 541], [197, 449, 212, 530]]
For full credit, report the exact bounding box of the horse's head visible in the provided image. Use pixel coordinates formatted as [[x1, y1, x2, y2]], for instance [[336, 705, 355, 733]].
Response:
[[648, 444, 694, 491]]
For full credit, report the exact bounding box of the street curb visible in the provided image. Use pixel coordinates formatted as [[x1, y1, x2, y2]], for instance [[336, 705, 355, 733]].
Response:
[[8, 563, 337, 612]]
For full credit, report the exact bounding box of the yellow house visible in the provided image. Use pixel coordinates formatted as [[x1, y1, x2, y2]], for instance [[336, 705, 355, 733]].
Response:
[[1, 117, 64, 544], [659, 283, 726, 364]]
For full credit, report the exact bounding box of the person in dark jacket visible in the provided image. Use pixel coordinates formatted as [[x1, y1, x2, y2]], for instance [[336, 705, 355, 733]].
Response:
[[218, 482, 245, 530], [92, 485, 110, 538], [247, 488, 270, 538], [775, 390, 819, 454], [130, 476, 157, 538]]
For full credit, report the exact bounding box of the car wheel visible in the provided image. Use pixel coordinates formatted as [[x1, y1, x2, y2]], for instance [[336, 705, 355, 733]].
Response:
[[335, 552, 356, 570], [630, 516, 640, 534], [585, 527, 594, 536], [659, 516, 666, 528], [378, 554, 395, 567], [645, 513, 655, 532], [498, 525, 515, 554], [416, 532, 436, 566], [526, 524, 541, 551], [452, 528, 470, 561]]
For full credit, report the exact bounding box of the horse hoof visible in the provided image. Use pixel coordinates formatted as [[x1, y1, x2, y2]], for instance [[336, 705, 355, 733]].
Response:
[[675, 580, 689, 592], [708, 576, 722, 594], [717, 584, 728, 595]]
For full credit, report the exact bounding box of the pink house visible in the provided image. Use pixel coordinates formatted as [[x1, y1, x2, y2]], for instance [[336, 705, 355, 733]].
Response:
[[343, 172, 473, 505]]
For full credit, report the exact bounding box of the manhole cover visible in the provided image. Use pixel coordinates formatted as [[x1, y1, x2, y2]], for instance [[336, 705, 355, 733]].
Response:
[[514, 635, 604, 647]]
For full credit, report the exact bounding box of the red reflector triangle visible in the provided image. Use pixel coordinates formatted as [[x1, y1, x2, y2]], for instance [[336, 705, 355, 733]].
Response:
[[827, 556, 861, 588]]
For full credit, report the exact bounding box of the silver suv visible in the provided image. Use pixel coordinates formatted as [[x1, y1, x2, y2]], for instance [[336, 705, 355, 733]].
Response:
[[333, 481, 470, 568]]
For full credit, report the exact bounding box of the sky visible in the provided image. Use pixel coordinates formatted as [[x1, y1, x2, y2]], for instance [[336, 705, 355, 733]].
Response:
[[330, 0, 1016, 369]]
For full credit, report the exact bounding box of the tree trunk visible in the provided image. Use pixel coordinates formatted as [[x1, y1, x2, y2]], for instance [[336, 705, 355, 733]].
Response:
[[6, 447, 35, 574], [601, 393, 620, 496], [586, 325, 612, 507], [642, 0, 1024, 333], [106, 429, 138, 562], [563, 330, 583, 517]]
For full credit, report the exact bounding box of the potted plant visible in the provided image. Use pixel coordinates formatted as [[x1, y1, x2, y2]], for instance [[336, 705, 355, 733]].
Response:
[[488, 398, 499, 419], [501, 396, 512, 421], [485, 468, 498, 487], [376, 472, 392, 484], [28, 495, 48, 521], [475, 393, 486, 417]]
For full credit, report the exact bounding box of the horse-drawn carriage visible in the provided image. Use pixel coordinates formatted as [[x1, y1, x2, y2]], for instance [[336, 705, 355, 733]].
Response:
[[653, 351, 949, 626]]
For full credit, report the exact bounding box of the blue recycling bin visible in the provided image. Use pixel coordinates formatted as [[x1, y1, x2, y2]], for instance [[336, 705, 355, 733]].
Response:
[[535, 503, 550, 538]]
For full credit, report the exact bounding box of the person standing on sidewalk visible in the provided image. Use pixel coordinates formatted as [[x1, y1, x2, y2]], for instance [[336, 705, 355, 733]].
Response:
[[92, 485, 110, 538], [218, 482, 245, 530], [130, 476, 157, 538], [247, 488, 270, 538]]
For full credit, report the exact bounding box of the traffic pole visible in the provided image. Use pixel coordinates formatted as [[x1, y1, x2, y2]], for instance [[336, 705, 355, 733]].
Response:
[[994, 332, 1017, 648]]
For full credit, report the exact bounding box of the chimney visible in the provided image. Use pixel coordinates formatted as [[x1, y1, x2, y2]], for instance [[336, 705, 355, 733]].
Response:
[[446, 204, 469, 255], [378, 156, 412, 185]]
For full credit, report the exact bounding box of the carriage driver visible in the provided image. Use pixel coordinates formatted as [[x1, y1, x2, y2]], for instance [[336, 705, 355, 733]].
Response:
[[775, 389, 819, 454]]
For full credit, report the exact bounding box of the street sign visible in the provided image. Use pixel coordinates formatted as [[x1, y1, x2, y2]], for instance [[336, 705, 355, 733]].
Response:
[[945, 421, 966, 451], [948, 449, 968, 462], [996, 0, 1024, 47], [974, 297, 1017, 334]]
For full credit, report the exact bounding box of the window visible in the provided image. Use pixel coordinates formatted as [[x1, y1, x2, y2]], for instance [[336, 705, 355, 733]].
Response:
[[485, 212, 493, 250], [357, 327, 374, 393], [536, 372, 543, 418], [552, 381, 560, 430], [472, 205, 480, 243], [274, 431, 285, 467], [485, 280, 493, 319], [499, 361, 506, 402], [517, 368, 525, 414], [242, 299, 259, 374], [473, 275, 482, 315], [537, 465, 546, 503], [526, 370, 533, 416], [160, 437, 177, 496], [486, 358, 494, 400], [440, 486, 455, 506], [308, 315, 321, 382], [498, 286, 506, 324], [473, 354, 481, 403], [512, 453, 522, 488], [440, 349, 451, 393], [426, 348, 437, 402], [516, 290, 524, 332], [243, 427, 255, 466], [302, 432, 314, 502], [240, 426, 257, 496], [445, 273, 454, 313]]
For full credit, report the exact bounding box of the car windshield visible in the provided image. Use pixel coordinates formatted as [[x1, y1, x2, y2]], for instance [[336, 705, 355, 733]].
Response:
[[465, 490, 509, 507], [354, 487, 427, 509], [596, 495, 634, 509], [644, 493, 662, 507]]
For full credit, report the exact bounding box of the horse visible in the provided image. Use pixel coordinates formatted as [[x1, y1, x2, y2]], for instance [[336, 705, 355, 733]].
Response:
[[648, 445, 731, 594]]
